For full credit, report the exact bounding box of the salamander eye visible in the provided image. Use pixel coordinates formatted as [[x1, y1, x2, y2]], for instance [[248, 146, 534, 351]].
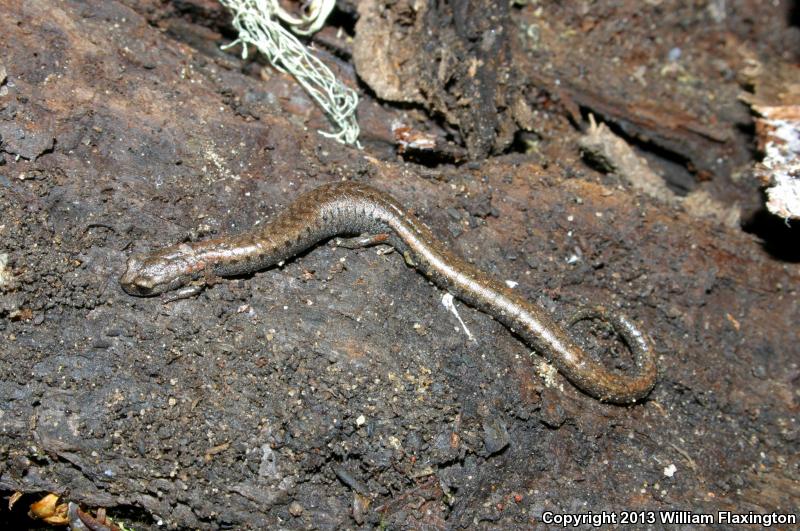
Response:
[[126, 279, 155, 296], [120, 256, 158, 296]]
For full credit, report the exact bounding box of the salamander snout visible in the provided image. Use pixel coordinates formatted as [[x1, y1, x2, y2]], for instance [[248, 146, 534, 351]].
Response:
[[120, 255, 162, 296]]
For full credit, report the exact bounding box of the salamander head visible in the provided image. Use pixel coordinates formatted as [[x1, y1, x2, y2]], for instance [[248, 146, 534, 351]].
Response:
[[120, 253, 189, 296]]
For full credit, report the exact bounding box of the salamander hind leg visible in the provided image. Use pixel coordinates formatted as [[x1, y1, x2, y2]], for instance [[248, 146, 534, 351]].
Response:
[[334, 233, 391, 249]]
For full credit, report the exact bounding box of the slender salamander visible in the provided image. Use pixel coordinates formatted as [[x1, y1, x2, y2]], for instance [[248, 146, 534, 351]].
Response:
[[120, 181, 657, 403]]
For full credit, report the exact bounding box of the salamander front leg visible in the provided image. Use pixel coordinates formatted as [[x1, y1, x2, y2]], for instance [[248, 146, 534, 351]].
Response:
[[161, 268, 219, 303], [162, 283, 204, 303]]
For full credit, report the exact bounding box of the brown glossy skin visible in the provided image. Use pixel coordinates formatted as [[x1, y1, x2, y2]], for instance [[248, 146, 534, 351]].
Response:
[[120, 182, 657, 403]]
